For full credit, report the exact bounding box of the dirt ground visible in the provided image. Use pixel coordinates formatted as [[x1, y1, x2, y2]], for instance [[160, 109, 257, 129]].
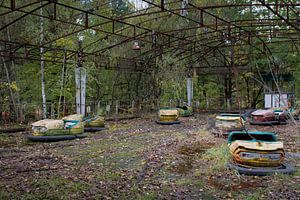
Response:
[[0, 114, 299, 200]]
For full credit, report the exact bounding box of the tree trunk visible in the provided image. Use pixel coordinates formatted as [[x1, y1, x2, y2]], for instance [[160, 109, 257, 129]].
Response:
[[224, 75, 232, 110], [201, 80, 207, 109], [40, 4, 47, 119], [1, 58, 18, 120], [58, 50, 67, 118], [1, 16, 23, 122]]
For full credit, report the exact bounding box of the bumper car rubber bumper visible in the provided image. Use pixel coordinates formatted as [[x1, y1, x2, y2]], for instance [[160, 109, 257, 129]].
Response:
[[155, 120, 180, 125], [228, 162, 295, 176], [27, 133, 88, 142], [84, 127, 108, 132], [250, 120, 288, 126]]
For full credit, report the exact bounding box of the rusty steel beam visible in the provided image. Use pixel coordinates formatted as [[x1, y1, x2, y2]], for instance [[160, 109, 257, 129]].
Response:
[[0, 0, 299, 75], [0, 1, 50, 32], [0, 0, 296, 56], [141, 0, 274, 61], [1, 0, 195, 59], [0, 4, 156, 58], [0, 1, 43, 17], [188, 2, 281, 66], [257, 0, 300, 32], [52, 0, 193, 45]]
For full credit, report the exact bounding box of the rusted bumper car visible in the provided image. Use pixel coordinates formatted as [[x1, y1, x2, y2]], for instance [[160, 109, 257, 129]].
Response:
[[287, 107, 300, 120], [215, 114, 246, 137], [250, 109, 288, 125], [228, 131, 295, 175], [176, 106, 193, 117], [27, 114, 87, 142], [156, 108, 180, 125], [84, 115, 108, 132]]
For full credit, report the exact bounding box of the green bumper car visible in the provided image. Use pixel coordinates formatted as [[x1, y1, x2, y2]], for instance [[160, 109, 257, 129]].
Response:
[[27, 114, 87, 142], [176, 106, 193, 117]]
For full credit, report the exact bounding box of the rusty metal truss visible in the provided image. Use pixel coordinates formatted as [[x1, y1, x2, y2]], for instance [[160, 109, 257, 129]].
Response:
[[0, 0, 299, 74]]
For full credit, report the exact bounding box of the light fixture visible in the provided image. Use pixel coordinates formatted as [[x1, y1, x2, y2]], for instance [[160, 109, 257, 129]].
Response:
[[132, 41, 140, 50]]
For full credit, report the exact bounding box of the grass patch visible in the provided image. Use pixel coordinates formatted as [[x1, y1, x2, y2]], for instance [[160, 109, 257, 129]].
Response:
[[136, 192, 157, 200], [107, 123, 132, 131], [0, 188, 10, 200], [29, 176, 89, 199], [201, 143, 230, 173], [244, 188, 265, 200], [95, 170, 121, 181], [198, 128, 211, 136], [195, 179, 205, 188], [174, 178, 193, 186], [0, 177, 90, 200]]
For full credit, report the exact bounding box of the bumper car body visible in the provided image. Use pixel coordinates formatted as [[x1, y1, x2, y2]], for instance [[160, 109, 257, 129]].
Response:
[[250, 109, 287, 125], [156, 108, 180, 125], [215, 114, 246, 136], [228, 131, 294, 175], [176, 106, 193, 117], [28, 114, 85, 142]]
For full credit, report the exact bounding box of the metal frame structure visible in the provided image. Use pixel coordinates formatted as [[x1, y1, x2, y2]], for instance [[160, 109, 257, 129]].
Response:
[[0, 0, 299, 74]]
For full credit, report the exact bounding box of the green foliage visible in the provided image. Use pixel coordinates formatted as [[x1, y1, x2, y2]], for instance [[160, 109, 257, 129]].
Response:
[[156, 53, 187, 104], [1, 0, 299, 117]]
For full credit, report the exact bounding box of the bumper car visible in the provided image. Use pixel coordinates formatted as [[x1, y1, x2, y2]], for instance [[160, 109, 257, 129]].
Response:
[[84, 115, 108, 132], [176, 106, 193, 117], [156, 108, 180, 125], [250, 109, 288, 125], [215, 114, 246, 137], [287, 107, 300, 120], [227, 131, 295, 175], [27, 114, 87, 142]]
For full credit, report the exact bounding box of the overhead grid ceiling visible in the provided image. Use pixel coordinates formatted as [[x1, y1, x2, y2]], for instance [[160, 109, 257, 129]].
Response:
[[0, 0, 299, 74]]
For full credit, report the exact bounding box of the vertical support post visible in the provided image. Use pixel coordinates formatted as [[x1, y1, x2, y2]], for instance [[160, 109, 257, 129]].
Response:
[[187, 76, 193, 107], [75, 40, 86, 116], [81, 68, 86, 116], [131, 100, 135, 115], [115, 100, 119, 115], [51, 103, 54, 118], [161, 0, 164, 11], [75, 69, 81, 115], [53, 2, 56, 20], [58, 49, 66, 118], [227, 22, 231, 39], [248, 32, 251, 44], [11, 0, 15, 10], [40, 3, 47, 119], [199, 10, 203, 26], [97, 101, 101, 114], [85, 12, 88, 28]]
